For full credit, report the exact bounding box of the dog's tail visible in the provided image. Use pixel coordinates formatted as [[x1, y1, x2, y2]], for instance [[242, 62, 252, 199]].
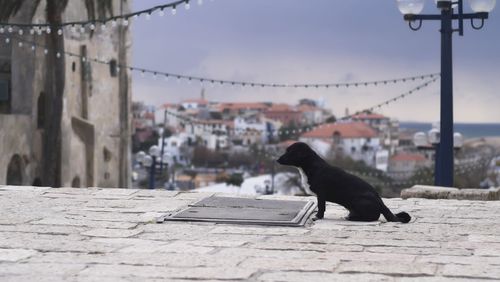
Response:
[[380, 204, 411, 223]]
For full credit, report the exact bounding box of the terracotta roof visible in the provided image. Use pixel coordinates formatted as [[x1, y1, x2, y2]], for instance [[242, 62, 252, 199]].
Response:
[[161, 103, 179, 109], [390, 153, 427, 162], [301, 122, 377, 139], [218, 102, 269, 111], [267, 104, 296, 112], [297, 104, 319, 112], [351, 113, 388, 120], [182, 98, 208, 105]]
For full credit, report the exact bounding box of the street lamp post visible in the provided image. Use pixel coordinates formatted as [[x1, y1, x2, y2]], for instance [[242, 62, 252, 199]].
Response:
[[397, 0, 495, 186], [136, 145, 162, 189]]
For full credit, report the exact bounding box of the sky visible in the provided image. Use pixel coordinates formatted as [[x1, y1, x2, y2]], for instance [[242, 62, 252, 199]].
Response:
[[131, 0, 500, 123]]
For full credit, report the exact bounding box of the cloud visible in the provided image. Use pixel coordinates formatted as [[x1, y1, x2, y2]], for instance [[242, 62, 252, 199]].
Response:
[[131, 0, 500, 123]]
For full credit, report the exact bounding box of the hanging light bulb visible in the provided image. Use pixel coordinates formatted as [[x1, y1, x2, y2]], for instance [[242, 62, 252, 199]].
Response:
[[71, 25, 77, 34], [31, 45, 35, 51], [18, 29, 23, 36], [185, 1, 191, 9], [44, 49, 48, 55], [111, 20, 117, 27], [141, 71, 145, 77], [5, 38, 10, 44], [122, 19, 129, 26], [0, 27, 4, 34], [79, 25, 85, 33], [164, 74, 169, 81], [90, 23, 96, 30], [56, 52, 61, 58], [37, 28, 43, 35], [8, 26, 13, 33], [57, 29, 63, 35], [101, 23, 107, 31], [146, 13, 151, 20], [18, 42, 23, 47], [172, 6, 177, 15], [46, 27, 51, 34], [82, 57, 86, 62], [159, 9, 165, 17], [116, 66, 120, 73]]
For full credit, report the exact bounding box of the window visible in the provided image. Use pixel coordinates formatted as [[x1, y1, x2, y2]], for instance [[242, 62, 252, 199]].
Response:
[[72, 62, 76, 72], [103, 147, 112, 162], [109, 59, 118, 77], [0, 58, 11, 114]]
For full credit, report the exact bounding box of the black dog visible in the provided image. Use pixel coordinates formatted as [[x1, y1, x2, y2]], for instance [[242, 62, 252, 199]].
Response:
[[277, 142, 411, 223]]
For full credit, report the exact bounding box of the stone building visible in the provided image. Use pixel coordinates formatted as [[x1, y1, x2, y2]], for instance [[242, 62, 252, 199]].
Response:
[[0, 1, 132, 188]]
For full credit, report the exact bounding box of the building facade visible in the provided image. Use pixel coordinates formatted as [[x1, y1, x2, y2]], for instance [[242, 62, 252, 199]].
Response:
[[0, 1, 132, 188]]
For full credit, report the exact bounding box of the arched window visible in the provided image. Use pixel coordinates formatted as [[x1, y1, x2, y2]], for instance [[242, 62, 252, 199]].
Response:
[[37, 92, 45, 129], [71, 176, 81, 188], [32, 178, 42, 186], [6, 155, 23, 185]]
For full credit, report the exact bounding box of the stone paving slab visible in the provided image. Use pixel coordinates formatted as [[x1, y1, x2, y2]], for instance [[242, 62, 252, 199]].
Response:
[[1, 186, 500, 281]]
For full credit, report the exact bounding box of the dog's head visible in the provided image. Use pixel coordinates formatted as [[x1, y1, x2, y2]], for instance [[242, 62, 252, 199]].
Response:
[[276, 142, 316, 167]]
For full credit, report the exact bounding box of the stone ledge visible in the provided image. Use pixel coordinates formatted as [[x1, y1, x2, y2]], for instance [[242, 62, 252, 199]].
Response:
[[401, 185, 500, 200]]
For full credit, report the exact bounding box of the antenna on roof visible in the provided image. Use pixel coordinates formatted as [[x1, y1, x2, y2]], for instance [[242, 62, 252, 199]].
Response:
[[201, 87, 206, 101]]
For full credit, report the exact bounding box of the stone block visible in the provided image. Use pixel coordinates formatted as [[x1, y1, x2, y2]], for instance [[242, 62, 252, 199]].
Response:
[[258, 272, 393, 282], [401, 185, 500, 200], [401, 185, 459, 199], [441, 264, 500, 279], [0, 249, 37, 262], [337, 261, 438, 276]]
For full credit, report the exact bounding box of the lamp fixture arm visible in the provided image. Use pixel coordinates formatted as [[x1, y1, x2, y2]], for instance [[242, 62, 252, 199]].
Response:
[[409, 19, 423, 31]]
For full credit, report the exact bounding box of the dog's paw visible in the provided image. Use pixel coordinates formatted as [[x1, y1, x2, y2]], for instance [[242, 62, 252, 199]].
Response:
[[312, 214, 324, 221]]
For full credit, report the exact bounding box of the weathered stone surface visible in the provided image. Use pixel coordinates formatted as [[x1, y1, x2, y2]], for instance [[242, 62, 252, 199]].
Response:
[[401, 185, 500, 200], [258, 272, 394, 282], [1, 187, 500, 281], [336, 261, 438, 276], [401, 185, 459, 199], [0, 249, 38, 262]]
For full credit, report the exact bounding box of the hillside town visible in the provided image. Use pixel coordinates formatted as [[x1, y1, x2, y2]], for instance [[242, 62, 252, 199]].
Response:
[[131, 91, 498, 196]]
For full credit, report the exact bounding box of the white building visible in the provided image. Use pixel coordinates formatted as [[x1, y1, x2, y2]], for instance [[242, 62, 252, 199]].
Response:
[[300, 122, 381, 167]]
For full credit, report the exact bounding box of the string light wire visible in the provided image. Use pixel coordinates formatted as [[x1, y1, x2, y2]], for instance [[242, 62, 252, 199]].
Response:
[[1, 34, 439, 90]]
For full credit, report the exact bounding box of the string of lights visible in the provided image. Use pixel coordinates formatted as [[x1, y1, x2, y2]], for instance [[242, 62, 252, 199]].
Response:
[[164, 77, 439, 137], [0, 0, 197, 32], [1, 34, 439, 90]]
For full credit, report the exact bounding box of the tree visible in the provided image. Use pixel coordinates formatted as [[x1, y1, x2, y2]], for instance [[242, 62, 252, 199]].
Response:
[[0, 0, 116, 187], [225, 172, 244, 187]]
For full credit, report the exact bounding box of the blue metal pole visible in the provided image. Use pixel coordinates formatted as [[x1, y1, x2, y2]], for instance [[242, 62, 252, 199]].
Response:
[[149, 157, 156, 189], [160, 110, 167, 172], [438, 5, 455, 187]]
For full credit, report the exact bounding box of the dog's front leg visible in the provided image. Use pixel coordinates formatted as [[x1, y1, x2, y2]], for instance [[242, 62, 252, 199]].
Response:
[[314, 194, 325, 221]]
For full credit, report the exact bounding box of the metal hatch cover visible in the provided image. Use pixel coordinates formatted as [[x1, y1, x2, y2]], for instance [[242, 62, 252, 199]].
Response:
[[162, 196, 317, 227]]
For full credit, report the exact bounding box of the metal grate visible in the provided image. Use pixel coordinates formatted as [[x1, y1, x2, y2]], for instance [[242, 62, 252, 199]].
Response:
[[161, 196, 316, 227]]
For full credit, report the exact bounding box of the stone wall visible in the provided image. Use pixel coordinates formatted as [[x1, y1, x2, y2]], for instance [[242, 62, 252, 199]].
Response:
[[0, 0, 131, 187]]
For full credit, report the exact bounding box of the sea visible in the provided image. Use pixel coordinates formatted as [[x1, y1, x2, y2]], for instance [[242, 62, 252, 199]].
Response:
[[399, 122, 500, 139]]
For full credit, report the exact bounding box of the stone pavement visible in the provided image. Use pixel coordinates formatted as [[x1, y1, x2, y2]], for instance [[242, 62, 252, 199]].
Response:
[[1, 186, 500, 281]]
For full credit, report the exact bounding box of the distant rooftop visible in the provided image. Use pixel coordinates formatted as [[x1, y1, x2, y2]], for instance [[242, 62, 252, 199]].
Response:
[[301, 122, 377, 139]]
